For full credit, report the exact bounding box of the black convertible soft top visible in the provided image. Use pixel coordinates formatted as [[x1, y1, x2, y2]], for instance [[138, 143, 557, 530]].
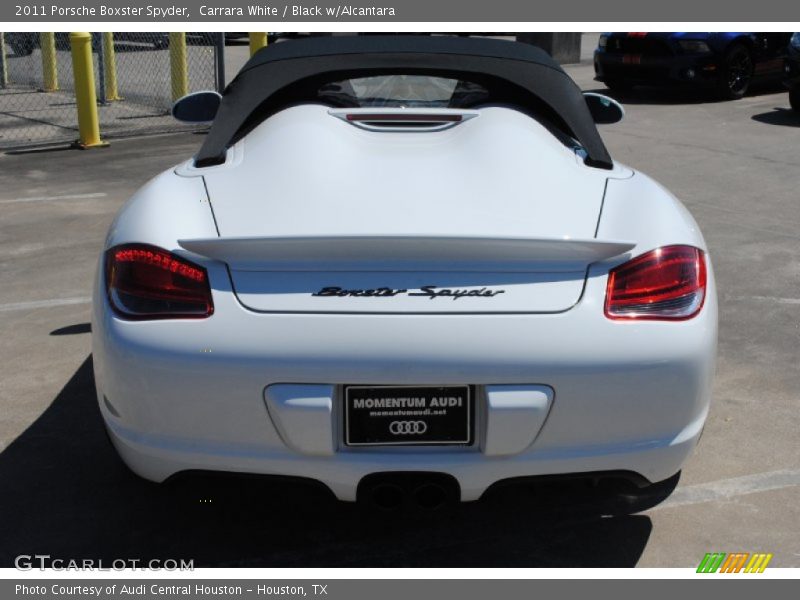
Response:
[[196, 35, 613, 169]]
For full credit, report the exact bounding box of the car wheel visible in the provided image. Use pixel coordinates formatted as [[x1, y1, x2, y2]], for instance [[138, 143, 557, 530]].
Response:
[[718, 44, 753, 100], [790, 88, 800, 112]]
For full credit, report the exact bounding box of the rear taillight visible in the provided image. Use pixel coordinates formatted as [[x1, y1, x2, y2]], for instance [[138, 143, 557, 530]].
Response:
[[605, 245, 707, 320], [105, 244, 213, 320]]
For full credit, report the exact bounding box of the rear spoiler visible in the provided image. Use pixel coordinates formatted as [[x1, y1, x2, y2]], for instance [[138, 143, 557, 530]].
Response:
[[178, 236, 635, 272]]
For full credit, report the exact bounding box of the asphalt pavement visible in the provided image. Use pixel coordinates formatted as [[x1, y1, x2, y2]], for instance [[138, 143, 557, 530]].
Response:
[[0, 37, 798, 568]]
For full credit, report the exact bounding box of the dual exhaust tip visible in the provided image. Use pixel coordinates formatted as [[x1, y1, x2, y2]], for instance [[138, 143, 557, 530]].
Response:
[[357, 472, 460, 511]]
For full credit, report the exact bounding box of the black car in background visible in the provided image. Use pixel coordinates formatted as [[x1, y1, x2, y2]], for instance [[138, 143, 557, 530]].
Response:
[[786, 33, 800, 111], [594, 32, 792, 99]]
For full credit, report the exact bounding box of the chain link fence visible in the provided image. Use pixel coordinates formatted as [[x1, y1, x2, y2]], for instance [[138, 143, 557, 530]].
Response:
[[0, 32, 222, 150]]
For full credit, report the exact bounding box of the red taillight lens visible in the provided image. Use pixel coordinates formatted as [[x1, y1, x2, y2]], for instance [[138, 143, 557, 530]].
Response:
[[605, 245, 707, 320], [105, 244, 213, 320]]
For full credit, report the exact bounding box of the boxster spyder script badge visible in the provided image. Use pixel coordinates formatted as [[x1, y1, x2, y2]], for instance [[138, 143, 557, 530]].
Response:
[[312, 285, 506, 300]]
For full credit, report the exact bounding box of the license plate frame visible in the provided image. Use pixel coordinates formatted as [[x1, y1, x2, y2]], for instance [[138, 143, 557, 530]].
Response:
[[622, 53, 644, 65], [344, 385, 473, 447]]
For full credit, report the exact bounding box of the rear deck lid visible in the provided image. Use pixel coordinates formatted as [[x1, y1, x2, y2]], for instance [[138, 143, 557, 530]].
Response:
[[198, 105, 622, 314]]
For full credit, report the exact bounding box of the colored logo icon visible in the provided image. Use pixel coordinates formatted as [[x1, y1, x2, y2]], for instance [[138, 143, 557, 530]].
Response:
[[697, 552, 773, 573]]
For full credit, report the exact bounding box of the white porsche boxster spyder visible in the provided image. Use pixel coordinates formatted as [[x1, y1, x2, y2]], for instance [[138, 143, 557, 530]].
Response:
[[92, 36, 717, 506]]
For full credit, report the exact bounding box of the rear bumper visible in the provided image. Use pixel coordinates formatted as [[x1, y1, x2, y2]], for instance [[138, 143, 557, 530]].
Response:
[[106, 417, 703, 501], [594, 51, 722, 87], [93, 262, 717, 502]]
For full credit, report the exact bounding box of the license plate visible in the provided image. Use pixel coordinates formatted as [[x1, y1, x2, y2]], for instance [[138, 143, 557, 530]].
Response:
[[344, 385, 472, 446], [623, 54, 643, 65]]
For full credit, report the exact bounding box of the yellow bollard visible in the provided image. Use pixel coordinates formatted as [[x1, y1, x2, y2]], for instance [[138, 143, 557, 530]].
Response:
[[102, 32, 121, 101], [0, 33, 8, 88], [40, 32, 59, 92], [69, 32, 107, 148], [169, 32, 188, 102], [249, 32, 268, 57]]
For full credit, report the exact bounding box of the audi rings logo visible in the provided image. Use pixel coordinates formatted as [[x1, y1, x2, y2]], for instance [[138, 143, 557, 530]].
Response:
[[389, 420, 428, 435]]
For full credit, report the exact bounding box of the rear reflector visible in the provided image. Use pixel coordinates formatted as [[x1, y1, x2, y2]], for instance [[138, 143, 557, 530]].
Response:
[[605, 245, 707, 320], [105, 244, 213, 320]]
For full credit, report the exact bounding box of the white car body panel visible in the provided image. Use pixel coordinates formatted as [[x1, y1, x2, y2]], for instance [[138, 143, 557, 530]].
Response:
[[93, 102, 717, 502], [202, 106, 610, 240]]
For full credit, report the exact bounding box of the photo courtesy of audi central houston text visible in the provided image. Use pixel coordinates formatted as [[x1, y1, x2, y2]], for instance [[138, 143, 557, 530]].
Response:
[[92, 35, 717, 508]]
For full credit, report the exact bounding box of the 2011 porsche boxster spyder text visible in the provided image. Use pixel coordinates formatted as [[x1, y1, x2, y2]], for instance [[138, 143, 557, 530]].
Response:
[[92, 36, 717, 505]]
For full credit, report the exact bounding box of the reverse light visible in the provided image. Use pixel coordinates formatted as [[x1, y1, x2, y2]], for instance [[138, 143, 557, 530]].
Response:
[[605, 245, 707, 320], [105, 243, 213, 320], [598, 35, 608, 49]]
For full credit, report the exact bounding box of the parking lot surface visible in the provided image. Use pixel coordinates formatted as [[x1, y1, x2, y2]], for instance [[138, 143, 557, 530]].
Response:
[[0, 42, 798, 567]]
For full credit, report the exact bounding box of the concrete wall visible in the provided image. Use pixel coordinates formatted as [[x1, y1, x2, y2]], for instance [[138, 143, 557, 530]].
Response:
[[516, 33, 582, 64]]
